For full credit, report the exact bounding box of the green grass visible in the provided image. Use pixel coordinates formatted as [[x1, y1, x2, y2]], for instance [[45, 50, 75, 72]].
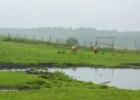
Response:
[[0, 37, 140, 100], [0, 71, 45, 89], [1, 87, 140, 100], [0, 71, 140, 100], [0, 37, 140, 68]]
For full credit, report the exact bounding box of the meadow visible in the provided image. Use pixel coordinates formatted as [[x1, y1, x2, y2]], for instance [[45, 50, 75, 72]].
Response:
[[0, 36, 140, 100], [0, 37, 140, 68], [0, 71, 140, 100]]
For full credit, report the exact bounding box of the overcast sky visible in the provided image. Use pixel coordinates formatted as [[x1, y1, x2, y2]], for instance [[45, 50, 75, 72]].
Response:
[[0, 0, 140, 31]]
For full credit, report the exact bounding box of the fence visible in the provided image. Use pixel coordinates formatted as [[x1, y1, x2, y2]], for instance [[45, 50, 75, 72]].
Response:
[[1, 33, 140, 51]]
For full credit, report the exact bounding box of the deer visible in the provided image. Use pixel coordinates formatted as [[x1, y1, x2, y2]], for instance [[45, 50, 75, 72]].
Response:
[[72, 45, 78, 54], [91, 46, 99, 54]]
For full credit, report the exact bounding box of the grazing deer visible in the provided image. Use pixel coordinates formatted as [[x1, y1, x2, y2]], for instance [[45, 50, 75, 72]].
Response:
[[72, 45, 78, 54]]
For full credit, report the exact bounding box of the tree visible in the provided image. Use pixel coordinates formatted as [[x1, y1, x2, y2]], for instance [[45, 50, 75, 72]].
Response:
[[66, 37, 79, 45]]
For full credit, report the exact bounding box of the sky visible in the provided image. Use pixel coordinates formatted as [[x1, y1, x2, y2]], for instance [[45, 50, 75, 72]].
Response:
[[0, 0, 140, 31]]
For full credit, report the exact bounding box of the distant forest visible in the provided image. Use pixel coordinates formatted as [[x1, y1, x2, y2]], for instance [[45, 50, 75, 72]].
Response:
[[0, 27, 140, 49]]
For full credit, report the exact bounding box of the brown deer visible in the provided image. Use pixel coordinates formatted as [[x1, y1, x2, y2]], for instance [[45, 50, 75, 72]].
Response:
[[91, 46, 99, 54]]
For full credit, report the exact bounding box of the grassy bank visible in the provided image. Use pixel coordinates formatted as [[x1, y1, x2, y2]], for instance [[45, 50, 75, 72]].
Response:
[[0, 37, 140, 68], [0, 71, 45, 90], [0, 71, 140, 100]]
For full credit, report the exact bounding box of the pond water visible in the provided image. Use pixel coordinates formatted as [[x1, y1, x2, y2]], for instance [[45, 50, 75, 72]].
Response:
[[49, 67, 140, 90]]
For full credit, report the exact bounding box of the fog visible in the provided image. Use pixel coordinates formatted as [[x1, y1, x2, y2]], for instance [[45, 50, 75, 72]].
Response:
[[0, 27, 140, 49], [0, 0, 140, 31]]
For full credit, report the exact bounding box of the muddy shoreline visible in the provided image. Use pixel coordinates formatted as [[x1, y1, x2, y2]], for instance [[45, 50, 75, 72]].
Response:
[[0, 62, 140, 69]]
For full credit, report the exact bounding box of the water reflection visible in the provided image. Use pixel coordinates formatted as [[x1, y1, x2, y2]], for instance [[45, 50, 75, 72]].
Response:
[[49, 67, 140, 90]]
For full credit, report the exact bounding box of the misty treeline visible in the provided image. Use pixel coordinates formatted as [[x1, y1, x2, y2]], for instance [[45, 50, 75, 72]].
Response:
[[0, 27, 140, 49]]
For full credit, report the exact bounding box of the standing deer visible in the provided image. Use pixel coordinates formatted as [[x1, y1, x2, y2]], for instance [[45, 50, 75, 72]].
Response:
[[91, 46, 99, 54], [72, 45, 78, 54]]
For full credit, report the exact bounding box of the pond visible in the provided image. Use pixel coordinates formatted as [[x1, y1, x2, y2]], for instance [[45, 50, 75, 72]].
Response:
[[49, 67, 140, 90]]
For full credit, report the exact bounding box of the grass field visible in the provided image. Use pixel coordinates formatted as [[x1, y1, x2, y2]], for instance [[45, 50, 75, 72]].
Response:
[[0, 36, 140, 100], [0, 71, 140, 100], [0, 71, 44, 90], [0, 37, 140, 68]]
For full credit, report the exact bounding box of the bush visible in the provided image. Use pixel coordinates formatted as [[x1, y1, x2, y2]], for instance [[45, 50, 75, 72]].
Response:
[[66, 37, 79, 45]]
